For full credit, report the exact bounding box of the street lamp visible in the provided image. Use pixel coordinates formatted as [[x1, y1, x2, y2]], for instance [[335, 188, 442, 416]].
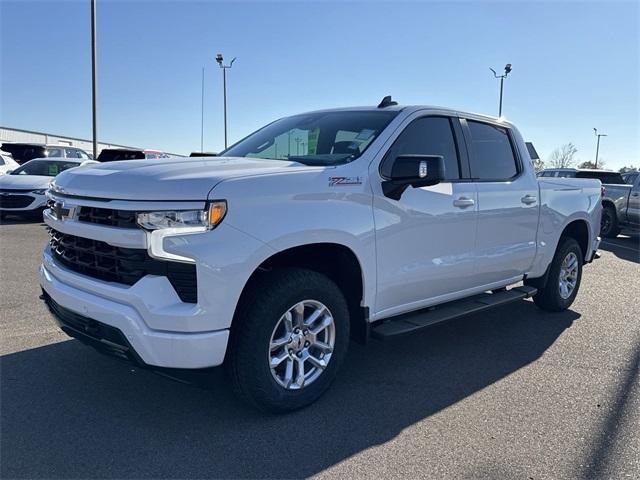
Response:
[[216, 53, 236, 149], [490, 63, 512, 117], [593, 128, 608, 169]]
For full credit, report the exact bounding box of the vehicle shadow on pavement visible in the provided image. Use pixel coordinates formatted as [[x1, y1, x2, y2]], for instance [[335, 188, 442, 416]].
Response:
[[599, 234, 640, 263], [1, 300, 578, 479]]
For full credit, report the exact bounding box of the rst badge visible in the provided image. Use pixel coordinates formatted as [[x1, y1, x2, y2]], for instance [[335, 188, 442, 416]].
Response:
[[328, 176, 363, 187]]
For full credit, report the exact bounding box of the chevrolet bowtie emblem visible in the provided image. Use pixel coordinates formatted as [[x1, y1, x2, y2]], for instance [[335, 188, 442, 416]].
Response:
[[53, 202, 73, 220]]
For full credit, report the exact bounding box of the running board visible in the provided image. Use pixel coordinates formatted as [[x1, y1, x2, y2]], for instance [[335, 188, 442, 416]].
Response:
[[371, 285, 537, 340]]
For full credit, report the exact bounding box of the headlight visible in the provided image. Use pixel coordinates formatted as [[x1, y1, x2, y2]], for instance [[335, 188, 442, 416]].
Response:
[[31, 189, 47, 195], [137, 201, 227, 231]]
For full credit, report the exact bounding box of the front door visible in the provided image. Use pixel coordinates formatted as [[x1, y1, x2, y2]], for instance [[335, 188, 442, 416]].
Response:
[[372, 115, 479, 318]]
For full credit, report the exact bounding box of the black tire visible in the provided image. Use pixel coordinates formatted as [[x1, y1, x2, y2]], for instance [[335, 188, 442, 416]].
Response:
[[531, 237, 583, 312], [600, 205, 621, 238], [227, 267, 350, 413]]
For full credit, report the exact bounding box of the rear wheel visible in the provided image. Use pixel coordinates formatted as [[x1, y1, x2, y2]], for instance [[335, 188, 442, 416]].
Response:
[[227, 268, 350, 413], [531, 237, 583, 312], [600, 205, 621, 238]]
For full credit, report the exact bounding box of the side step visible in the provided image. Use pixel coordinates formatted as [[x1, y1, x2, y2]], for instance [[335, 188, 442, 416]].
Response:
[[371, 285, 537, 340]]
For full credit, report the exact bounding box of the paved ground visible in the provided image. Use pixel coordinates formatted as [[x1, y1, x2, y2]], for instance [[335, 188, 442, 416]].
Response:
[[1, 218, 638, 479]]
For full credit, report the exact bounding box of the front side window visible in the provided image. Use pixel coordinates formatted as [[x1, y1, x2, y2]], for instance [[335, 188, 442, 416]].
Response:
[[46, 147, 64, 158], [223, 111, 398, 166], [381, 116, 460, 180], [466, 120, 518, 180], [11, 160, 81, 176]]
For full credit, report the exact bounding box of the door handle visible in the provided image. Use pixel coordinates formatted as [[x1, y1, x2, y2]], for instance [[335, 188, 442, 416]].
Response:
[[453, 197, 475, 208], [632, 192, 639, 197], [521, 194, 537, 205]]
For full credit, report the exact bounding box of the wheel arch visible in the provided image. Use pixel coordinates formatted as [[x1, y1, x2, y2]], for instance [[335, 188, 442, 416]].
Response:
[[234, 242, 370, 344]]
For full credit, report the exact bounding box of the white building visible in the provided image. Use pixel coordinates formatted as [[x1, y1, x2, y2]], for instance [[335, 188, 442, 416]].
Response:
[[0, 126, 181, 156]]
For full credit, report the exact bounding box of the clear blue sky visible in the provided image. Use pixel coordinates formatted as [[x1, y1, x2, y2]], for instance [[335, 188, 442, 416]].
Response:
[[1, 0, 638, 169]]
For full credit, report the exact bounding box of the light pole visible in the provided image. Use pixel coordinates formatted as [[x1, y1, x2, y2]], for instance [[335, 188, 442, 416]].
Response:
[[90, 0, 98, 158], [216, 53, 236, 149], [200, 66, 205, 152], [593, 128, 607, 168], [490, 63, 512, 117]]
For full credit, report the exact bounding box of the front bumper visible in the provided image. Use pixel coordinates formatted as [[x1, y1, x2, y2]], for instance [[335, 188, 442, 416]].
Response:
[[40, 253, 229, 368]]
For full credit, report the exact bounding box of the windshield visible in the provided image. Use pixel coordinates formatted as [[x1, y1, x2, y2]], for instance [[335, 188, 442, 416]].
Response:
[[11, 160, 81, 177], [222, 110, 398, 166]]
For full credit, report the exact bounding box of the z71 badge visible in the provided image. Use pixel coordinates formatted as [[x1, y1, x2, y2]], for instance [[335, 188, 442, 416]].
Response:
[[328, 176, 363, 186]]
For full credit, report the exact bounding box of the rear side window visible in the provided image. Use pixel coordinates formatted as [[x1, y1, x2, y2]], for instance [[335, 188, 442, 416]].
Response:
[[382, 117, 460, 180], [466, 121, 518, 180]]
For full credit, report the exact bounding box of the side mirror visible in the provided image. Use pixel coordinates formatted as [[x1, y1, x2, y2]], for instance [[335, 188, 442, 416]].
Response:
[[382, 155, 445, 200]]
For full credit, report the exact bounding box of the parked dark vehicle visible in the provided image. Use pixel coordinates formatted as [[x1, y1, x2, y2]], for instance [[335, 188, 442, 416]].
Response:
[[97, 148, 171, 162], [538, 168, 625, 184], [1, 143, 91, 165]]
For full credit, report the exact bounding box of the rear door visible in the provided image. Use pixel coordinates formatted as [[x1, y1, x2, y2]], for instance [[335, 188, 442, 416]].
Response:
[[462, 119, 539, 285]]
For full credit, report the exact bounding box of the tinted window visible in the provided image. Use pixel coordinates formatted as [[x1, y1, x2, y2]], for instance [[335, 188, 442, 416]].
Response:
[[382, 117, 460, 180], [11, 160, 81, 176], [467, 121, 518, 180], [575, 171, 625, 184], [46, 147, 64, 158], [65, 148, 81, 158]]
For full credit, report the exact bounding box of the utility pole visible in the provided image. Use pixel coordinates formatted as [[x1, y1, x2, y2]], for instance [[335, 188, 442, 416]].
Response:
[[90, 0, 98, 158], [593, 128, 608, 168], [200, 67, 205, 152], [215, 53, 236, 149], [490, 63, 512, 117]]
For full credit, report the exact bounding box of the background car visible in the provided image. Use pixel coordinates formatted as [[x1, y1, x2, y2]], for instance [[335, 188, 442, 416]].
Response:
[[0, 158, 96, 219], [538, 168, 626, 184], [96, 148, 171, 162], [0, 143, 92, 165], [0, 152, 20, 175]]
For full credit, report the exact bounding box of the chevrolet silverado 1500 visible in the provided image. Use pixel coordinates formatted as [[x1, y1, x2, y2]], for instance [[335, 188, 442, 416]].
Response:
[[40, 100, 602, 412]]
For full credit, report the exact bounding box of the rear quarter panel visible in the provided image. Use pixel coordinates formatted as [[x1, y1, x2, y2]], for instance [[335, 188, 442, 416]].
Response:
[[529, 178, 602, 277]]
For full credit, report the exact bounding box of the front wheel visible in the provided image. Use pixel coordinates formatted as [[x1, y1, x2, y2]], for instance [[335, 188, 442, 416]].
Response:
[[531, 237, 583, 312], [227, 268, 350, 413]]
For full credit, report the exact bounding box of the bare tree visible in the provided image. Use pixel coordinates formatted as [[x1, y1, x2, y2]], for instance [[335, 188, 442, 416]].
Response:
[[577, 160, 603, 169], [548, 143, 578, 168], [619, 165, 638, 173]]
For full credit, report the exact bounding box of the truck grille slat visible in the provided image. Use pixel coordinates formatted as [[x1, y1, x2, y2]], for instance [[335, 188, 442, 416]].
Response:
[[77, 206, 138, 229], [48, 227, 197, 303]]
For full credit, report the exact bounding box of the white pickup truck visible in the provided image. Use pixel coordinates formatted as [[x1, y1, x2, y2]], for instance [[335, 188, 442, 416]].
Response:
[[40, 100, 602, 412]]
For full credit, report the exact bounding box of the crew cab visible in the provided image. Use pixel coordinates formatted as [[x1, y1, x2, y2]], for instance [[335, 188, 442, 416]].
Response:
[[39, 100, 602, 412]]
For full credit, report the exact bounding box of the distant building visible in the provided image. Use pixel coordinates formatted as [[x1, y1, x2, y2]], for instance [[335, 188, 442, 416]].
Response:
[[0, 126, 182, 157]]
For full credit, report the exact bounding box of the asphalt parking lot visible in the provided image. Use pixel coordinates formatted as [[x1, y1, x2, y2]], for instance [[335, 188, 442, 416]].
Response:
[[1, 218, 638, 479]]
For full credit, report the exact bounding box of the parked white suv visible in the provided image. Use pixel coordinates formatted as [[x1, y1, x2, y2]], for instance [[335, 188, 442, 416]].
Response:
[[40, 100, 602, 412]]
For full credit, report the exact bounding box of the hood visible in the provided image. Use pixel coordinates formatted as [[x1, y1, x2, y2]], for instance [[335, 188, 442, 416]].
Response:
[[51, 156, 310, 200], [0, 174, 52, 190]]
